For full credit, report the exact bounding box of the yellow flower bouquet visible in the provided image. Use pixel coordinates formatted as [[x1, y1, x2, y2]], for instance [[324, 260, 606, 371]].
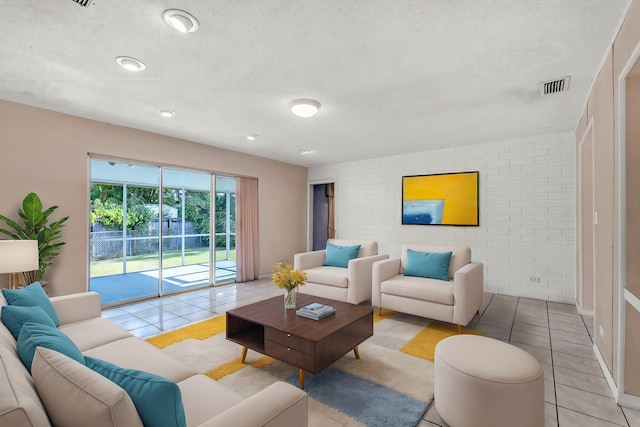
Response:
[[272, 262, 307, 292], [272, 262, 306, 309]]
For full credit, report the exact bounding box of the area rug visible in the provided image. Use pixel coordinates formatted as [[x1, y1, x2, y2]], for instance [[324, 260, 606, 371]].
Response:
[[147, 311, 481, 427]]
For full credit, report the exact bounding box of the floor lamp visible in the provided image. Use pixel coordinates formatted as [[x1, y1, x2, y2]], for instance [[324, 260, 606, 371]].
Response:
[[0, 240, 39, 289]]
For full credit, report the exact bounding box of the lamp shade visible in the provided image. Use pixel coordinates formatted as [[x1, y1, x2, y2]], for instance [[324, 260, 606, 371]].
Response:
[[0, 240, 39, 274]]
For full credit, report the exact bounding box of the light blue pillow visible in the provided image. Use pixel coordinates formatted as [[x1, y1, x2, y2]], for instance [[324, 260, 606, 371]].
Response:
[[17, 322, 85, 372], [2, 282, 60, 327], [1, 305, 57, 339], [85, 357, 187, 427], [404, 249, 453, 281], [323, 243, 361, 268]]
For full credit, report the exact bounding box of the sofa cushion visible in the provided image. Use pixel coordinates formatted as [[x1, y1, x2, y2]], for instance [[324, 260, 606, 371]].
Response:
[[2, 282, 61, 326], [304, 266, 349, 288], [17, 322, 85, 372], [1, 305, 57, 339], [59, 317, 132, 352], [178, 374, 244, 426], [32, 347, 143, 427], [0, 345, 51, 427], [83, 337, 197, 383], [381, 275, 454, 305], [0, 294, 17, 350], [404, 249, 452, 281], [86, 356, 187, 427], [323, 243, 361, 268]]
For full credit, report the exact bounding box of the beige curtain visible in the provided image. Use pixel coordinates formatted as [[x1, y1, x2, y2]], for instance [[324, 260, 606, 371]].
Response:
[[235, 177, 260, 282], [327, 183, 335, 239]]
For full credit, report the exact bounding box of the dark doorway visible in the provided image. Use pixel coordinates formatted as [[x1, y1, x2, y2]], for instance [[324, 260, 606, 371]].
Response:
[[312, 183, 335, 250]]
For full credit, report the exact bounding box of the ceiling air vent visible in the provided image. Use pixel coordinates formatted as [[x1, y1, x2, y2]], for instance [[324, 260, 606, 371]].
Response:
[[539, 76, 570, 96], [71, 0, 91, 6]]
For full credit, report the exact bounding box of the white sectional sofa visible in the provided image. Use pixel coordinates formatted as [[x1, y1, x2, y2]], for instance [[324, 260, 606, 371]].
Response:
[[0, 290, 308, 427]]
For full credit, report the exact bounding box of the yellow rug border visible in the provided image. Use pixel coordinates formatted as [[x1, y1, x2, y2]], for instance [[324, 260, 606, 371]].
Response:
[[146, 315, 226, 349]]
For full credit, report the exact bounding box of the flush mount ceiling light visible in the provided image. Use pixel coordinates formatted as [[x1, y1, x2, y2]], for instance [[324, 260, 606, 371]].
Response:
[[245, 133, 258, 141], [115, 56, 146, 72], [163, 9, 199, 33], [289, 99, 321, 118], [158, 109, 176, 118]]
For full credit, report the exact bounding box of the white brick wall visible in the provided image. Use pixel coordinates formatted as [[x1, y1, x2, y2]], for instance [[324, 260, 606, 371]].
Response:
[[308, 132, 576, 303]]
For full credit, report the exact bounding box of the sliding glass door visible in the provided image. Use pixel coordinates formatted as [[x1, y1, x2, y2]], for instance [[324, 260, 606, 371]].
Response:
[[160, 169, 212, 294], [215, 177, 236, 282], [89, 158, 237, 306]]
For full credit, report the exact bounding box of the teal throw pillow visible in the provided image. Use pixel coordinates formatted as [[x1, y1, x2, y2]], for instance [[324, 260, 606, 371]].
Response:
[[323, 243, 361, 268], [2, 282, 60, 326], [404, 249, 453, 281], [1, 305, 57, 339], [85, 357, 187, 427], [17, 322, 84, 372]]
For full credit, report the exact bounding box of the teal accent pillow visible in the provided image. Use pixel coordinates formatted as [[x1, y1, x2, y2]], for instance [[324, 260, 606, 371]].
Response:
[[2, 282, 60, 327], [404, 249, 453, 281], [1, 305, 57, 339], [85, 357, 187, 427], [323, 243, 361, 268], [17, 322, 84, 372]]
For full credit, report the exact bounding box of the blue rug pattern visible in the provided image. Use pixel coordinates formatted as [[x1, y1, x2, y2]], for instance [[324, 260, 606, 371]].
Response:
[[285, 367, 428, 427]]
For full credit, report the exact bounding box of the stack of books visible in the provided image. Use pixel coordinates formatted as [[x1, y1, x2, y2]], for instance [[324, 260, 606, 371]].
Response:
[[296, 302, 336, 320]]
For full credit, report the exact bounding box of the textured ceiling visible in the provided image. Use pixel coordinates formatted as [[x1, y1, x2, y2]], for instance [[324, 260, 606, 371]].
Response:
[[0, 1, 629, 166]]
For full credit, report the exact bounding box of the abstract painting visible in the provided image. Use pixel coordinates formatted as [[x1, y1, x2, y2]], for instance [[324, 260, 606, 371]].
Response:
[[402, 171, 479, 226]]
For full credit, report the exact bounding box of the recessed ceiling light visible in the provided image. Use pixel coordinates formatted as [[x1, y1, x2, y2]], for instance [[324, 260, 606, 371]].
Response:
[[299, 149, 312, 155], [289, 99, 321, 118], [245, 133, 258, 141], [163, 9, 199, 33], [158, 109, 176, 118], [115, 56, 146, 72]]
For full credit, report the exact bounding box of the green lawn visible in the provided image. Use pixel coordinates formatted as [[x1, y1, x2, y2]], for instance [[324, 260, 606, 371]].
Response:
[[90, 248, 235, 277]]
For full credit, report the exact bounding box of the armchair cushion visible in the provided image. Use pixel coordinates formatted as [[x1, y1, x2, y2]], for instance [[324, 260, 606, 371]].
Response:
[[404, 249, 452, 281], [381, 275, 454, 305], [304, 267, 349, 288], [323, 243, 361, 268]]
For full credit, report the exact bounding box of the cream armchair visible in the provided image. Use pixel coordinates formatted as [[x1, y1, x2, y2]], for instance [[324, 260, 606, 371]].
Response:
[[373, 244, 483, 330], [294, 239, 388, 304]]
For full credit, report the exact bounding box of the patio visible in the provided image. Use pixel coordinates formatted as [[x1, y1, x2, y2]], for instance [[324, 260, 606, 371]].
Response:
[[90, 261, 236, 305]]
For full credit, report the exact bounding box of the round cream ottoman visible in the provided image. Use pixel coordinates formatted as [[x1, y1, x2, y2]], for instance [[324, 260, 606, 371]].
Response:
[[434, 335, 544, 427]]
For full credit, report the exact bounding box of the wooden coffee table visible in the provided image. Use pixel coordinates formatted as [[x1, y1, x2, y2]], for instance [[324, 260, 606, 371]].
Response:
[[226, 293, 373, 388]]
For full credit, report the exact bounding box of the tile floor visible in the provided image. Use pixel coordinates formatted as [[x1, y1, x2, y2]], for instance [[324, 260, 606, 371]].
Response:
[[102, 279, 640, 427]]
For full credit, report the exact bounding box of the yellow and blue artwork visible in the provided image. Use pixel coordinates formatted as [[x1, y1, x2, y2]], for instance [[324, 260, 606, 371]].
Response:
[[402, 172, 479, 226]]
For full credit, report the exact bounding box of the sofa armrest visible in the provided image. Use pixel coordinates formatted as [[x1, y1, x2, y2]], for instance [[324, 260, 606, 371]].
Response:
[[294, 250, 326, 271], [347, 254, 389, 304], [197, 382, 308, 427], [372, 258, 401, 307], [50, 292, 102, 325], [452, 262, 484, 326]]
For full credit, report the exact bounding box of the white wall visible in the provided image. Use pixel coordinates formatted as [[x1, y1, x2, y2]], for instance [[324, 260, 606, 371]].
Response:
[[309, 132, 576, 302]]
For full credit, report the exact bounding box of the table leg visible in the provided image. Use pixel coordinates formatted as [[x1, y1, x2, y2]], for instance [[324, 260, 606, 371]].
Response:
[[298, 369, 305, 389], [353, 346, 360, 359], [241, 346, 248, 363]]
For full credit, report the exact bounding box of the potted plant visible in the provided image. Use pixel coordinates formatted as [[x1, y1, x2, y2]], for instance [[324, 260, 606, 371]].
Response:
[[0, 192, 69, 285]]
